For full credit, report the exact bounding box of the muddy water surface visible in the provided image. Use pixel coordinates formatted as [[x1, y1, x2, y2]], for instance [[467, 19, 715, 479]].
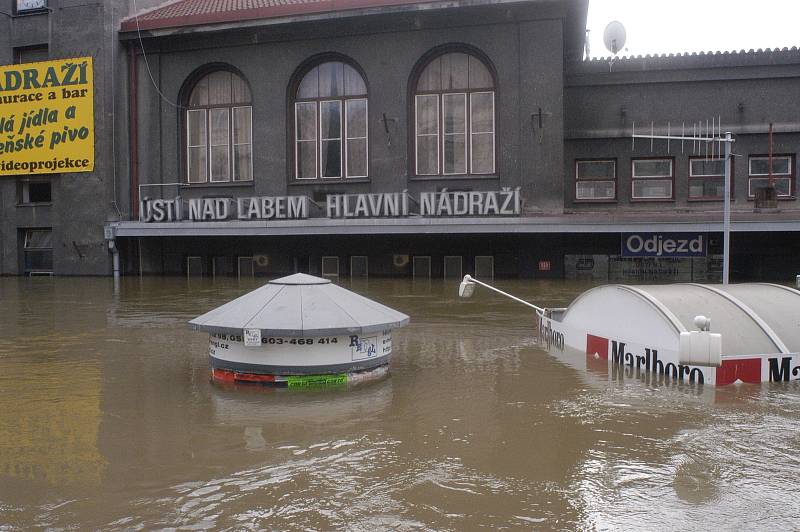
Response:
[[0, 277, 798, 530]]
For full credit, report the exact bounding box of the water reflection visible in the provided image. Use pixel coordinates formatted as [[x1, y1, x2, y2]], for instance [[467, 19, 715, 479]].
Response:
[[0, 360, 105, 486], [0, 276, 798, 529]]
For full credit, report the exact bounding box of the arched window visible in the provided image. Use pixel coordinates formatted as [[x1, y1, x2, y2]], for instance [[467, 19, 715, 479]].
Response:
[[293, 61, 368, 180], [414, 51, 495, 176], [185, 70, 252, 183]]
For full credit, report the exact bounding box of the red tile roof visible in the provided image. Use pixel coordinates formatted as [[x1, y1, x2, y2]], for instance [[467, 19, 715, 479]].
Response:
[[121, 0, 448, 32]]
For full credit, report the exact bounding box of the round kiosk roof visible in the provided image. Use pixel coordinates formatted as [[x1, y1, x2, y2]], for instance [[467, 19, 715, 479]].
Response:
[[562, 283, 800, 356], [189, 273, 410, 337]]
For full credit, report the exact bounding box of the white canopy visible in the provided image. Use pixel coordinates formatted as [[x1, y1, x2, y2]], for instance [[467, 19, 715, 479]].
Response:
[[189, 273, 409, 337], [562, 283, 800, 356]]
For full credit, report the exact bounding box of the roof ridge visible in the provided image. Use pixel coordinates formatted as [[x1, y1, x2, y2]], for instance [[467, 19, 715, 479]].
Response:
[[585, 46, 800, 63]]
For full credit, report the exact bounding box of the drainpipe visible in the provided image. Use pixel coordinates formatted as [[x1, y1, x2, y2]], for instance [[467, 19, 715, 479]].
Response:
[[129, 44, 139, 220], [112, 242, 120, 293], [108, 239, 120, 281]]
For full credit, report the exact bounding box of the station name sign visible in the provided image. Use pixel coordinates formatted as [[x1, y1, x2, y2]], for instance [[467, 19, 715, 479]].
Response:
[[139, 188, 521, 222], [621, 232, 707, 258]]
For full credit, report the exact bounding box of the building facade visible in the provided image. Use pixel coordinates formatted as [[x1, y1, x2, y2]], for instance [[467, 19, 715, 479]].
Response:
[[0, 0, 165, 276], [2, 0, 799, 280]]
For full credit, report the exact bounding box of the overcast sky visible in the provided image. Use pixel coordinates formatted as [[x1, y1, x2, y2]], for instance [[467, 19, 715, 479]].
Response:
[[586, 0, 800, 58]]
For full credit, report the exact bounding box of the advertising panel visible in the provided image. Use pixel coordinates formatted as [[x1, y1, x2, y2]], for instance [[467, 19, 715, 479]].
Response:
[[0, 57, 94, 176]]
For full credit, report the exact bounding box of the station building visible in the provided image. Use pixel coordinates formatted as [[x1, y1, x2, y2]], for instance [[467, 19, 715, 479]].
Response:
[[2, 0, 799, 281]]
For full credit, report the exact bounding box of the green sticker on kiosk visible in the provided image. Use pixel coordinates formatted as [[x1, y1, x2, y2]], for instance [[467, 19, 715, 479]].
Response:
[[286, 374, 347, 388]]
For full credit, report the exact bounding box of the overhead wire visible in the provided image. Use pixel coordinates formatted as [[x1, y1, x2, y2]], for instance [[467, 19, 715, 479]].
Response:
[[131, 0, 187, 110]]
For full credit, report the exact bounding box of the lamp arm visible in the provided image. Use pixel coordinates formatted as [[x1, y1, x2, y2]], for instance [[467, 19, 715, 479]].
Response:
[[463, 275, 545, 314]]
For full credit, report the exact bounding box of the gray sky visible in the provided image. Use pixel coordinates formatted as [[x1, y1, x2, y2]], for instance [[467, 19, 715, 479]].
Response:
[[586, 0, 799, 58]]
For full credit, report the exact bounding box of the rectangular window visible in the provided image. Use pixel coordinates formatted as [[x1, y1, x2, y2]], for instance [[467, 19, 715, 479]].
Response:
[[232, 106, 252, 182], [18, 179, 51, 204], [442, 93, 467, 174], [186, 110, 208, 183], [14, 44, 48, 64], [345, 99, 368, 178], [350, 256, 368, 279], [16, 1, 48, 14], [575, 160, 616, 201], [187, 256, 203, 278], [320, 100, 342, 178], [237, 257, 254, 279], [322, 256, 340, 277], [632, 158, 673, 200], [443, 256, 462, 279], [412, 256, 431, 279], [470, 92, 495, 174], [295, 102, 318, 179], [689, 157, 725, 200], [415, 95, 439, 175], [23, 229, 53, 274], [474, 255, 494, 280], [748, 155, 794, 198], [209, 108, 230, 182]]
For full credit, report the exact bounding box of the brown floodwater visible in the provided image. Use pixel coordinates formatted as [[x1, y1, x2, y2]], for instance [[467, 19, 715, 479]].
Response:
[[0, 276, 799, 530]]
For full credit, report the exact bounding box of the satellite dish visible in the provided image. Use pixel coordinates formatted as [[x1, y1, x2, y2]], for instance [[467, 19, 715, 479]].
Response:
[[603, 21, 626, 55]]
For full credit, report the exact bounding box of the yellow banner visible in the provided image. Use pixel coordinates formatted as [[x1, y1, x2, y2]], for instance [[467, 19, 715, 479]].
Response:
[[0, 57, 94, 176]]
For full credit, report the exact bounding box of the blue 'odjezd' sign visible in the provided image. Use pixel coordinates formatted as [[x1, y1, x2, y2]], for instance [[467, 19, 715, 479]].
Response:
[[621, 233, 707, 258]]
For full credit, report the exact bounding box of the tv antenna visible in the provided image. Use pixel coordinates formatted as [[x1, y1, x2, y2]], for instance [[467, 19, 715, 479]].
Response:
[[632, 119, 735, 285], [603, 21, 626, 69]]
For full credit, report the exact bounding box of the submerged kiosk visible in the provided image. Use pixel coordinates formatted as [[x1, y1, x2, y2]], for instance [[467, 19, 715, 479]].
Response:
[[190, 273, 409, 386], [460, 276, 800, 386]]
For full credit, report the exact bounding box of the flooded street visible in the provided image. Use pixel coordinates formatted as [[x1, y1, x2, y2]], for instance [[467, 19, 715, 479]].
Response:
[[1, 277, 799, 530]]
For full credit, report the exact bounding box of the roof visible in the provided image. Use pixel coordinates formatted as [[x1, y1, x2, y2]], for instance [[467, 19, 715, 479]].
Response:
[[122, 0, 450, 32], [573, 46, 800, 74], [563, 283, 800, 356], [189, 273, 410, 336]]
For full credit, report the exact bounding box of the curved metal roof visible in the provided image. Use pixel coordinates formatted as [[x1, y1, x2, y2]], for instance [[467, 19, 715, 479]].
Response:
[[189, 273, 409, 337], [562, 283, 800, 356]]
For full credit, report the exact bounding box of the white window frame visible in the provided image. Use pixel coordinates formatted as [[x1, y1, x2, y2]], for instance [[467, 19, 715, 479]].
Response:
[[24, 229, 51, 250], [442, 92, 467, 176], [186, 105, 253, 185], [209, 108, 231, 183], [345, 98, 369, 179], [320, 100, 343, 179], [186, 109, 208, 184], [631, 158, 674, 200], [295, 101, 318, 180], [322, 256, 340, 277], [747, 155, 794, 198], [232, 106, 253, 182], [575, 159, 616, 201], [688, 157, 725, 200], [469, 91, 495, 175], [415, 94, 440, 176], [350, 255, 369, 279]]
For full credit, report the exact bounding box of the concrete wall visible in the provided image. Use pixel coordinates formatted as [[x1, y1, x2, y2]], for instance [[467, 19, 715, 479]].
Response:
[[564, 51, 800, 210], [130, 3, 570, 213], [0, 0, 128, 275]]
